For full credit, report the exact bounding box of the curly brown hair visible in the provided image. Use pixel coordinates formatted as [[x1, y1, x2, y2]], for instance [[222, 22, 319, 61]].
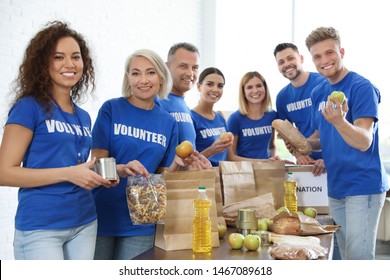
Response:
[[11, 20, 95, 113]]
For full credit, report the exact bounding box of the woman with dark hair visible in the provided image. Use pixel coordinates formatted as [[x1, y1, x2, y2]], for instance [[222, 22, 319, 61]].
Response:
[[0, 21, 112, 260], [227, 71, 280, 161], [191, 67, 233, 166]]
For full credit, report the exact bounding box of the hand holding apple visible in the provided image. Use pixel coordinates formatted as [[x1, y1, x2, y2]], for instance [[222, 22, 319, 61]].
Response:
[[175, 140, 194, 159], [219, 132, 234, 142], [330, 91, 345, 105]]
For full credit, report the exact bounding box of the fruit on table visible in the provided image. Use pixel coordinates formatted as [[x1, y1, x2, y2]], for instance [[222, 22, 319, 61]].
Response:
[[304, 207, 318, 218], [228, 233, 245, 249], [217, 223, 227, 239], [275, 206, 290, 215], [257, 218, 272, 231], [244, 234, 260, 251], [219, 132, 234, 142], [175, 140, 194, 159], [330, 91, 345, 104]]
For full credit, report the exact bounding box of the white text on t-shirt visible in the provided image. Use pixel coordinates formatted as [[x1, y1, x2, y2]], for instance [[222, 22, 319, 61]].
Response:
[[242, 125, 272, 137], [170, 112, 193, 123], [199, 127, 226, 139], [45, 120, 92, 137], [286, 98, 312, 112], [113, 123, 167, 147]]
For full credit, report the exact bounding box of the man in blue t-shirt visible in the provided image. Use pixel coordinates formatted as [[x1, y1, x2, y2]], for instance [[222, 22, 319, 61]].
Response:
[[303, 27, 389, 260], [157, 42, 210, 168], [274, 43, 326, 176]]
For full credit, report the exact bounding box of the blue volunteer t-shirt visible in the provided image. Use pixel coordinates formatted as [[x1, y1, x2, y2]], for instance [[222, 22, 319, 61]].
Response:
[[6, 96, 96, 231], [227, 110, 278, 159], [92, 97, 178, 236], [311, 71, 389, 198], [191, 110, 228, 166], [276, 72, 325, 160], [157, 93, 197, 149]]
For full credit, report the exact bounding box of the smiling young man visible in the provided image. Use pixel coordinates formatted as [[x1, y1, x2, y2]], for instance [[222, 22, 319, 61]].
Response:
[[273, 43, 326, 176], [303, 27, 389, 260]]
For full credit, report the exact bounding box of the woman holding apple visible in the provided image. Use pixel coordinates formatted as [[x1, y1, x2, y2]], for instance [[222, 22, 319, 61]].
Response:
[[191, 67, 233, 166], [91, 49, 204, 260], [226, 71, 280, 161]]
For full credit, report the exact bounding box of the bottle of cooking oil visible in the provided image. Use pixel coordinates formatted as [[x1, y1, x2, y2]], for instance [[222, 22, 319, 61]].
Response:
[[284, 172, 298, 213], [192, 186, 212, 253]]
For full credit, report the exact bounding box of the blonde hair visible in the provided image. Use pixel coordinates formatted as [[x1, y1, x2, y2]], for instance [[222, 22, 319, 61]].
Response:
[[238, 71, 272, 115], [305, 26, 341, 50], [122, 49, 172, 99]]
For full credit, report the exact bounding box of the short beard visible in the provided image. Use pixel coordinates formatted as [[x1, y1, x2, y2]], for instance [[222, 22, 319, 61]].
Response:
[[287, 69, 301, 81]]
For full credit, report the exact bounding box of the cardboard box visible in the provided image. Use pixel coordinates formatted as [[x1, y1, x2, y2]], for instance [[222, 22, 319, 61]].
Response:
[[377, 198, 390, 241], [285, 165, 329, 214]]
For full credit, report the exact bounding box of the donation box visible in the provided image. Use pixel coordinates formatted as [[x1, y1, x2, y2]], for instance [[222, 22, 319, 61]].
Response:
[[285, 165, 329, 214]]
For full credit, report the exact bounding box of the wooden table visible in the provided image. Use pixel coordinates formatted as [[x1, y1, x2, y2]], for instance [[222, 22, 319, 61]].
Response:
[[134, 228, 334, 260]]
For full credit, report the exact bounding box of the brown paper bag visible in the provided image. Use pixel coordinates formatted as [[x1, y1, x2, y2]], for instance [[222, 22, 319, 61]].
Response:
[[212, 167, 226, 227], [154, 169, 220, 251], [222, 192, 276, 227], [252, 161, 286, 209], [219, 161, 256, 206]]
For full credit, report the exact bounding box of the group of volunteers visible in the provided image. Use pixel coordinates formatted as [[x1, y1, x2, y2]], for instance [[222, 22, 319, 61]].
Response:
[[0, 21, 387, 261]]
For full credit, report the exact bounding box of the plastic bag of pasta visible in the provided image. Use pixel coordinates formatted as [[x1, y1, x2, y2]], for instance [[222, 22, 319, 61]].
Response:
[[126, 174, 167, 225]]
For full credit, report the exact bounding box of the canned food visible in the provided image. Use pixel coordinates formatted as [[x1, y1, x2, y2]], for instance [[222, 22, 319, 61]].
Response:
[[95, 157, 118, 181]]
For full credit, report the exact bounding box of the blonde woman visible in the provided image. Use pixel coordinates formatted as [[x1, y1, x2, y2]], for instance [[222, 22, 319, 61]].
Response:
[[91, 49, 200, 260], [227, 71, 280, 161]]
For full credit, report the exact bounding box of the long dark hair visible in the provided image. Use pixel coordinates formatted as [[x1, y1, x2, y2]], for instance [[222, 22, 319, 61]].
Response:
[[11, 21, 95, 113]]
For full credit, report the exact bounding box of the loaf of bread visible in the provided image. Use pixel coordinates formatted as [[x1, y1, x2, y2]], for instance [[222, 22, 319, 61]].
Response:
[[272, 216, 302, 235], [271, 119, 312, 156]]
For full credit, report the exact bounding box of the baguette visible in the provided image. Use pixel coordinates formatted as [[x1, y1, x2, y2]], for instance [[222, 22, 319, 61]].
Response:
[[271, 119, 312, 156]]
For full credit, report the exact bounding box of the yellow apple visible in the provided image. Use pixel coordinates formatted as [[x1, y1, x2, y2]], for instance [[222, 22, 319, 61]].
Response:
[[217, 223, 227, 239], [276, 206, 290, 215], [257, 218, 272, 231], [175, 140, 194, 159], [304, 207, 317, 218], [244, 234, 260, 251], [228, 233, 245, 250], [219, 132, 234, 142]]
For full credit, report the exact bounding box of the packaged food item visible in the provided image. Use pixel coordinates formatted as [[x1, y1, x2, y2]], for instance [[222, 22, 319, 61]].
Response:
[[126, 174, 167, 225], [192, 186, 212, 253], [271, 119, 312, 155]]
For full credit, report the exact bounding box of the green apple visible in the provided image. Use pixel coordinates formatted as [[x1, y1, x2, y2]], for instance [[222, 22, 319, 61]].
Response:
[[228, 233, 245, 249], [244, 234, 260, 251], [257, 218, 272, 231], [217, 223, 227, 239], [304, 207, 318, 218], [330, 91, 345, 104], [275, 206, 290, 215]]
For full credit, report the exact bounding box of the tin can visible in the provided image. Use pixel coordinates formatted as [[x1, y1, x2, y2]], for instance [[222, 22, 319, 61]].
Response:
[[95, 157, 118, 181]]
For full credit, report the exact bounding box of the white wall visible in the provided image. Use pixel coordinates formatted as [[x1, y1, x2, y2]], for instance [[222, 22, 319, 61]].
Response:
[[0, 0, 204, 260]]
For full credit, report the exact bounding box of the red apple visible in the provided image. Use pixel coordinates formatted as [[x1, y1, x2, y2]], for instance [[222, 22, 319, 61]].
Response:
[[244, 234, 260, 251], [228, 233, 245, 250], [175, 140, 194, 159]]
